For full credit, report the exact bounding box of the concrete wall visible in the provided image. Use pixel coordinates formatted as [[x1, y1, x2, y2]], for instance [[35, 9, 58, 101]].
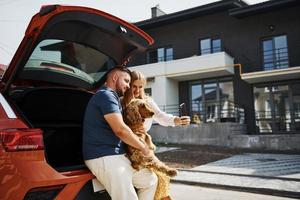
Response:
[[149, 123, 246, 146], [150, 124, 300, 150], [229, 134, 300, 151]]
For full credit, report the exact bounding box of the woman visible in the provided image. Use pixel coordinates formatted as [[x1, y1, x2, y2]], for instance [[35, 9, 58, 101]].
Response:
[[122, 70, 190, 200], [122, 70, 190, 131]]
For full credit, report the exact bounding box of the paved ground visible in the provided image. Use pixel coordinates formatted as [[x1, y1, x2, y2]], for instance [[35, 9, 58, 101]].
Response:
[[156, 145, 300, 199], [192, 153, 300, 179], [170, 183, 298, 200], [88, 145, 300, 199], [156, 145, 300, 169]]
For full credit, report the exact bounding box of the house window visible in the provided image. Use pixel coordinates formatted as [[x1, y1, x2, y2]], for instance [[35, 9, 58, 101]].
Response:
[[190, 77, 234, 123], [254, 82, 300, 133], [144, 88, 152, 96], [199, 38, 221, 55], [157, 48, 164, 62], [262, 35, 289, 70], [166, 48, 173, 61], [147, 47, 173, 63]]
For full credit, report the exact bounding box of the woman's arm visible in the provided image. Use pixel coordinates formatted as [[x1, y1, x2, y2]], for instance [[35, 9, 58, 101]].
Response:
[[147, 98, 190, 126], [147, 98, 176, 127]]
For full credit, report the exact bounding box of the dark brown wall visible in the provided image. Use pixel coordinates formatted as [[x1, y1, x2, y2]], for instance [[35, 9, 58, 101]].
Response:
[[130, 5, 300, 134], [132, 6, 300, 69]]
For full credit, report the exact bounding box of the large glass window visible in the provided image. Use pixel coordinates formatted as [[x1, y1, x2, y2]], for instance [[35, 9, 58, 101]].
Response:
[[262, 35, 289, 70], [144, 88, 152, 96], [219, 80, 234, 119], [147, 47, 173, 63], [204, 82, 217, 122], [157, 48, 165, 62], [191, 83, 203, 123], [291, 84, 300, 131], [212, 39, 221, 53], [199, 38, 221, 55], [273, 85, 290, 132], [166, 48, 173, 61], [254, 87, 274, 133], [190, 78, 235, 123], [254, 82, 300, 133], [200, 39, 211, 55]]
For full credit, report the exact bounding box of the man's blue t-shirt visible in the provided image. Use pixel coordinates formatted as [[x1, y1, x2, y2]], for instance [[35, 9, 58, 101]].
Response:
[[82, 86, 125, 160]]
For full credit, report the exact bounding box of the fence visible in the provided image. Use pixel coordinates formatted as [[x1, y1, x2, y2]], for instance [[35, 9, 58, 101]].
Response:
[[158, 101, 245, 124], [255, 110, 300, 133], [263, 47, 289, 70]]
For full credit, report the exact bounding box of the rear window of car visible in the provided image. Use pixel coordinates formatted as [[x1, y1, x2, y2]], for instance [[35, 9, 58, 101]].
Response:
[[21, 39, 116, 87]]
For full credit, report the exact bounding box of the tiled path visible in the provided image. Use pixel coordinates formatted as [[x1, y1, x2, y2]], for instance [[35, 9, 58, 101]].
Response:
[[192, 154, 300, 179], [172, 154, 300, 198]]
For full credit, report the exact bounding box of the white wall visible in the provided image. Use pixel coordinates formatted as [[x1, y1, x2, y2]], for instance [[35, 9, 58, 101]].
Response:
[[130, 52, 234, 107], [165, 78, 178, 105]]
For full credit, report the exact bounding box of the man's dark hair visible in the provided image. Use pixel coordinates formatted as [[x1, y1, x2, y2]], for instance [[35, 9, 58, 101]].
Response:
[[96, 66, 131, 87], [107, 66, 131, 77]]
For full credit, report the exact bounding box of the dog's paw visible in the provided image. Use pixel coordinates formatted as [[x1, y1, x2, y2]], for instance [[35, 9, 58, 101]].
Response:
[[167, 169, 177, 177]]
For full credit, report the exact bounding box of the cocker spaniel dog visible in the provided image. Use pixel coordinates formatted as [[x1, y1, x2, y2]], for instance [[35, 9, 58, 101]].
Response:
[[123, 98, 177, 200]]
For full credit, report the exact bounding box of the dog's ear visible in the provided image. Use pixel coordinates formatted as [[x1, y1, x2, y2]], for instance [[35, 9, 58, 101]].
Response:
[[124, 104, 143, 124]]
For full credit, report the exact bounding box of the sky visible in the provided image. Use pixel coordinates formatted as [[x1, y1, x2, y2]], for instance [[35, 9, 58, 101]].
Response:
[[0, 0, 268, 65]]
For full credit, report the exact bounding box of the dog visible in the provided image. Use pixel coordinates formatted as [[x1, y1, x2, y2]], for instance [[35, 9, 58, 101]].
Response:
[[123, 98, 177, 200]]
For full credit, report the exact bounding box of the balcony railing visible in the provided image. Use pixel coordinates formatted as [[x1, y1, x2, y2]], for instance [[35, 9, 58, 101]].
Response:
[[263, 47, 289, 70], [158, 101, 245, 124], [147, 55, 174, 64], [200, 47, 221, 55], [255, 110, 300, 133]]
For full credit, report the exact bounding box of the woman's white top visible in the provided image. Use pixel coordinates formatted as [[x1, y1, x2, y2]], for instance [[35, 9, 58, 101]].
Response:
[[144, 98, 176, 131]]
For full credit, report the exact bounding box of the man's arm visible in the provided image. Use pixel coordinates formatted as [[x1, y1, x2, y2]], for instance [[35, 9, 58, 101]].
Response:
[[104, 113, 150, 156]]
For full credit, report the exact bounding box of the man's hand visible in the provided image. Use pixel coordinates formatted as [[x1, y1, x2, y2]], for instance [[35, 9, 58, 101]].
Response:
[[104, 113, 154, 155], [141, 145, 151, 157]]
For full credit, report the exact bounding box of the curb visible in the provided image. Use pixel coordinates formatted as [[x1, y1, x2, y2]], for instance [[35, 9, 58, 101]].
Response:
[[172, 170, 300, 199]]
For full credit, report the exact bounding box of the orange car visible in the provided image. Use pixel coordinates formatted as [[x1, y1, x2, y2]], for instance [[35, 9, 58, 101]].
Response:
[[0, 5, 153, 200]]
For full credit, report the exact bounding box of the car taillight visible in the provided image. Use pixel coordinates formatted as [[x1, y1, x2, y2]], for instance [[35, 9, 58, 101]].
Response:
[[0, 128, 44, 151]]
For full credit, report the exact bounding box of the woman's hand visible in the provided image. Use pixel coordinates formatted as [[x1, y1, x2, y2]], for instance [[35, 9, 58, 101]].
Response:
[[174, 116, 191, 126]]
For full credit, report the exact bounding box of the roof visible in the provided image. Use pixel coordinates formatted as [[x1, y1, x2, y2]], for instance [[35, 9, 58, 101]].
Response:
[[135, 0, 299, 29], [135, 0, 247, 29], [229, 0, 300, 18]]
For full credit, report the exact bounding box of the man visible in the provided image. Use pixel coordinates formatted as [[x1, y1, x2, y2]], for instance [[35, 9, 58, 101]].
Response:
[[83, 67, 157, 200]]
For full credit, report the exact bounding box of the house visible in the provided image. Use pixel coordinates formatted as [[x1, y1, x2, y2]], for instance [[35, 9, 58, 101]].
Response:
[[0, 64, 7, 77], [128, 0, 300, 149]]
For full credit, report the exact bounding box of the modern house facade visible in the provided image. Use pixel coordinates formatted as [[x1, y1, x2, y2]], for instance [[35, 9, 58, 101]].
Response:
[[128, 0, 300, 148], [0, 64, 7, 77]]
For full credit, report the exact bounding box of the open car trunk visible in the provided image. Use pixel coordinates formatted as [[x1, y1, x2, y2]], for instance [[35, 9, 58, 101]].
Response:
[[10, 87, 93, 171], [1, 5, 153, 175]]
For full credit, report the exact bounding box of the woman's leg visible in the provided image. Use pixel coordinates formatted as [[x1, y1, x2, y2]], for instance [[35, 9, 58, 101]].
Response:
[[133, 167, 158, 200]]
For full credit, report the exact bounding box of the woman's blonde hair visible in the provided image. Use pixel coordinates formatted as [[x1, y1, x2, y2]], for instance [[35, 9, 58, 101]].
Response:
[[122, 70, 147, 107]]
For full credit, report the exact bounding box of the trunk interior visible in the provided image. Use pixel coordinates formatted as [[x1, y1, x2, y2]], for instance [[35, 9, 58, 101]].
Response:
[[9, 86, 93, 171]]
